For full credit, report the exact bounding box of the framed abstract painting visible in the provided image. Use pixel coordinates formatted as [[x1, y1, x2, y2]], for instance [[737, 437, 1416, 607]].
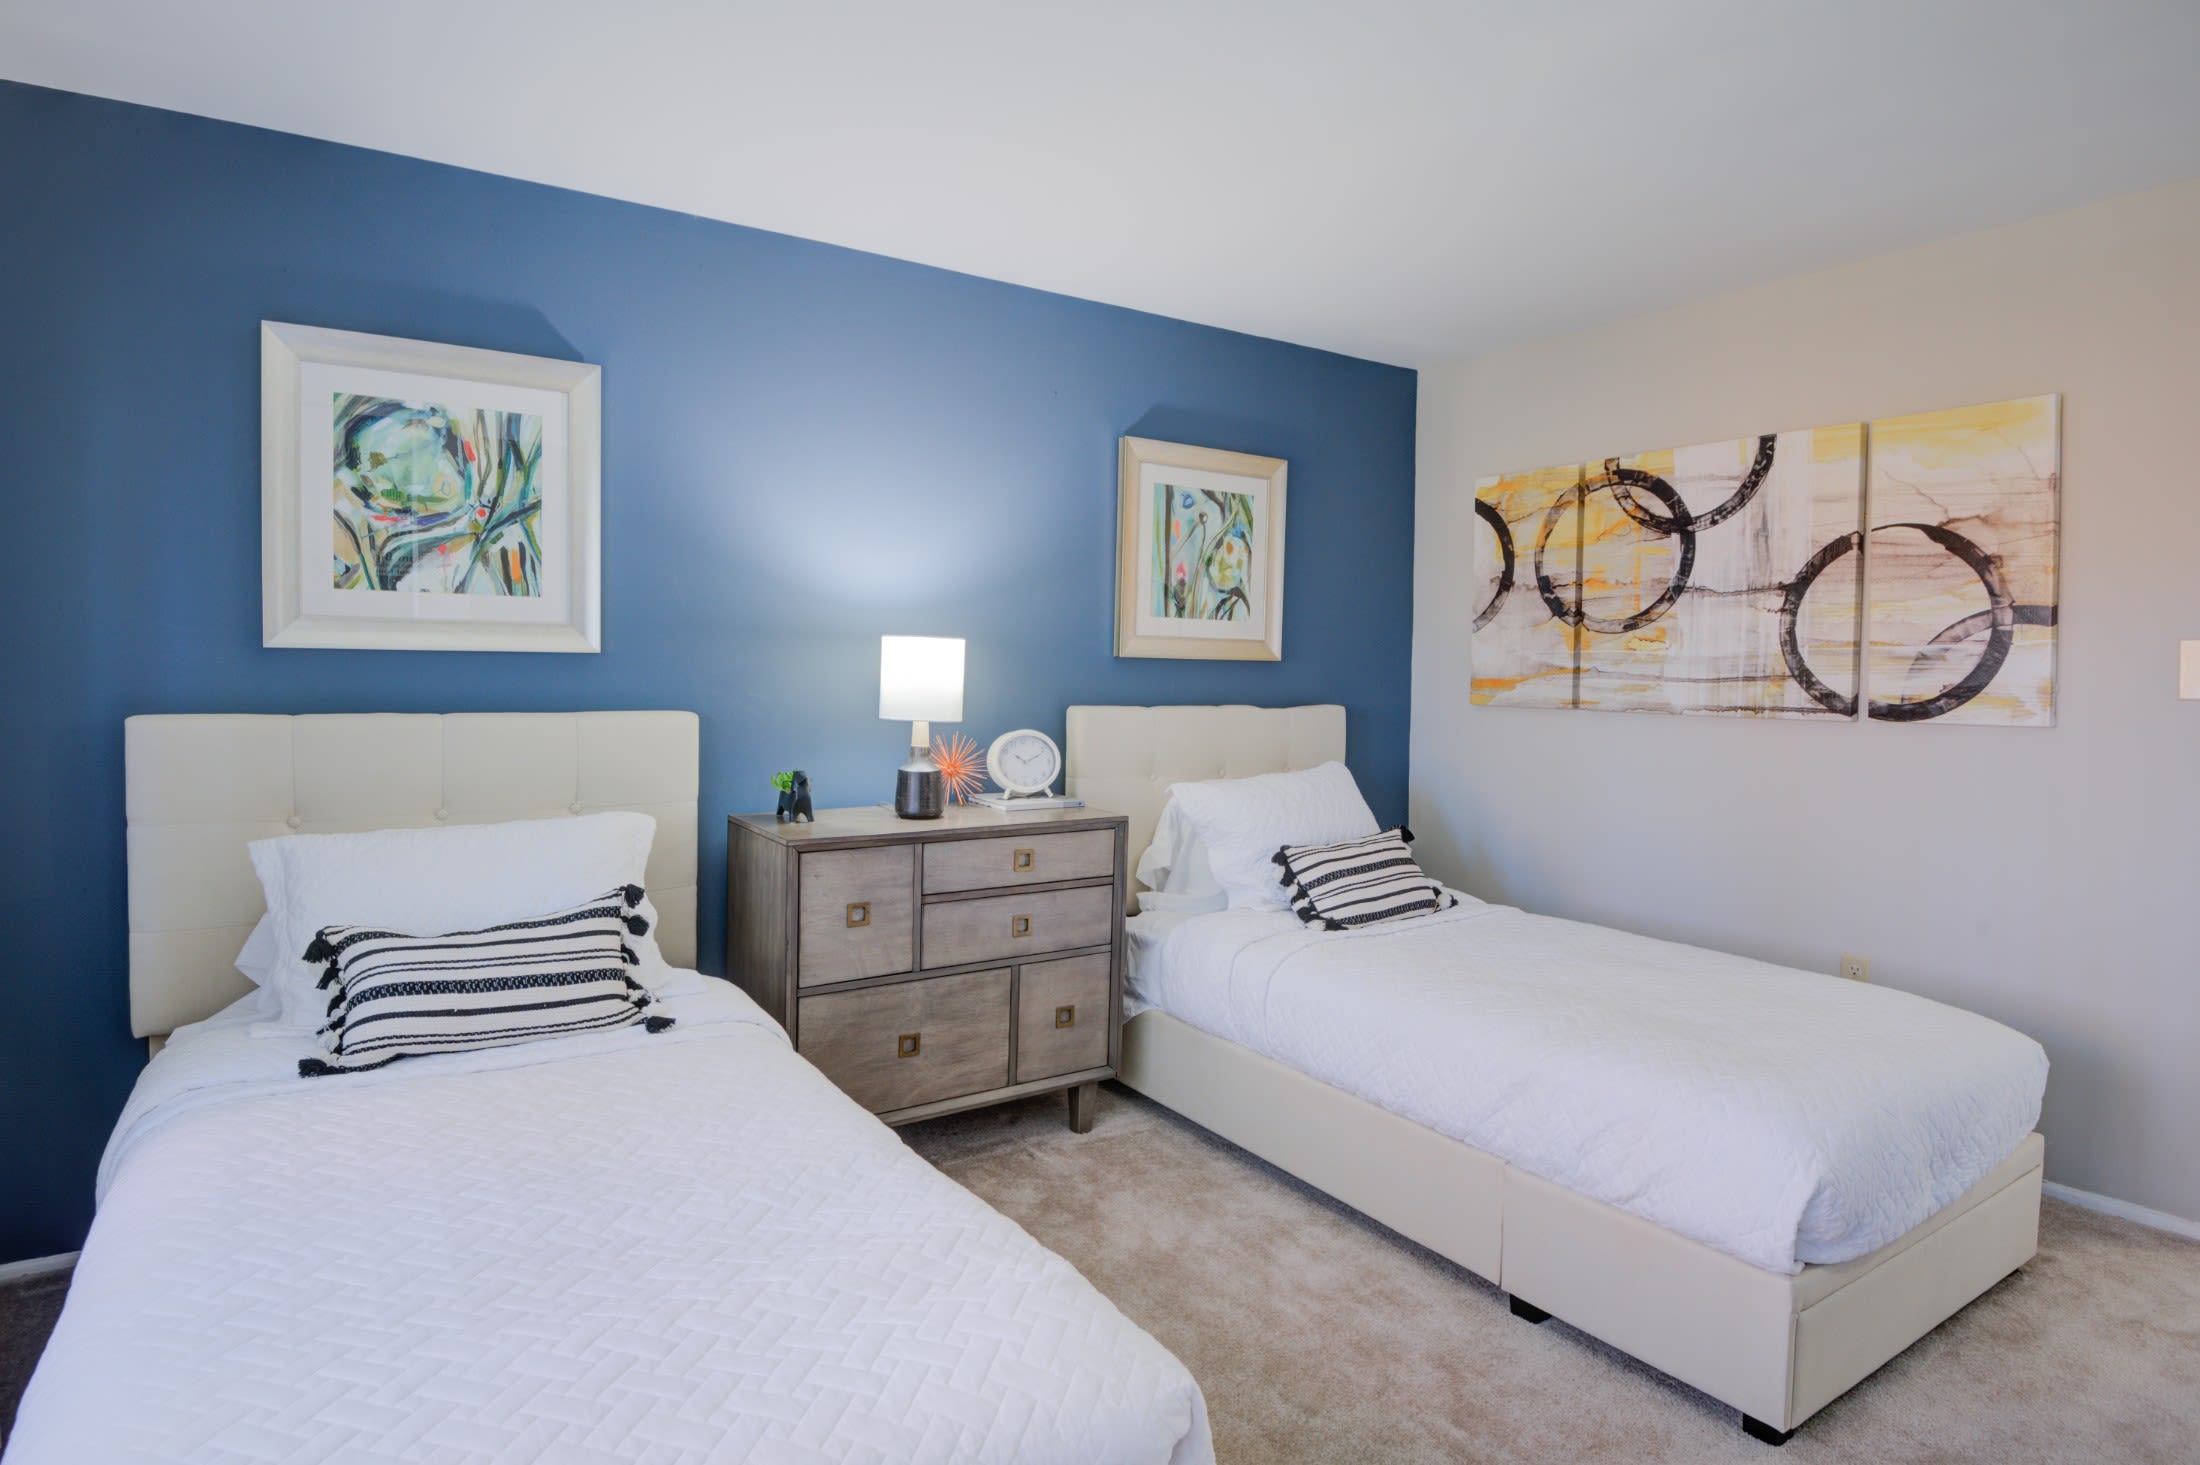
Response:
[[261, 321, 601, 652], [1114, 435, 1287, 661]]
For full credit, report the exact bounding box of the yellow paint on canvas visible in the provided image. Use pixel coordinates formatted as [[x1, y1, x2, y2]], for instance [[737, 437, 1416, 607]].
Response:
[[1475, 464, 1583, 550], [1578, 483, 1682, 619], [1812, 422, 1866, 465], [1869, 396, 2056, 469], [1469, 665, 1573, 702]]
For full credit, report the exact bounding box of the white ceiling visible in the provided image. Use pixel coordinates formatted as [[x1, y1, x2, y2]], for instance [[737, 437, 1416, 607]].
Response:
[[7, 0, 2199, 366]]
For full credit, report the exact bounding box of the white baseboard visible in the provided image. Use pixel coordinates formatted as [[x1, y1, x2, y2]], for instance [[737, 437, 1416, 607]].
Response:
[[0, 1250, 77, 1285], [2043, 1182, 2200, 1243]]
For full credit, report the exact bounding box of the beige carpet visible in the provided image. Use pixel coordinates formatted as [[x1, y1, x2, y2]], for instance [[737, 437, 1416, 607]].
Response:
[[901, 1084, 2200, 1465], [0, 1264, 67, 1448]]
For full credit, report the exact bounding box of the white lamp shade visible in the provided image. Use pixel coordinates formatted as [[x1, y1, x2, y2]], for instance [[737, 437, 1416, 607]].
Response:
[[879, 635, 965, 722]]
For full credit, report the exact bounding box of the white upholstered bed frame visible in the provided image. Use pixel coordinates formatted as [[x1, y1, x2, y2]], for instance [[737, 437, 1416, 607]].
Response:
[[1065, 703, 2044, 1445], [125, 711, 700, 1040]]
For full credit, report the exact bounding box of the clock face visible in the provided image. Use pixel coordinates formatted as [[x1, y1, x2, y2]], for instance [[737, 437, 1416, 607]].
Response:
[[987, 729, 1062, 795]]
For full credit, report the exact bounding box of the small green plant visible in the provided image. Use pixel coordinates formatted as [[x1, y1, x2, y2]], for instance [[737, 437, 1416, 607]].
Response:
[[770, 771, 794, 793]]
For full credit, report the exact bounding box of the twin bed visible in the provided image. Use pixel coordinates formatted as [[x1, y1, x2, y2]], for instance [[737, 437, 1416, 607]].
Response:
[[11, 704, 2049, 1457], [6, 713, 1212, 1465], [1067, 703, 2048, 1445]]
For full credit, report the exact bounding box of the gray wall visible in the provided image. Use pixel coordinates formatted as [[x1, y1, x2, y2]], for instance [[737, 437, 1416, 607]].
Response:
[[1411, 179, 2200, 1222]]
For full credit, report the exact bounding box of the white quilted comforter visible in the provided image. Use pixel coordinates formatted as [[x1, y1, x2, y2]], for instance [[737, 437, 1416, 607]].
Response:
[[6, 981, 1210, 1465], [1128, 899, 2047, 1274]]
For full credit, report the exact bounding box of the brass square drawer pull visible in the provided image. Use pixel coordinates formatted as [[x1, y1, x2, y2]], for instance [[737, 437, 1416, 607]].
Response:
[[1011, 914, 1032, 938], [898, 1031, 921, 1058], [1055, 1004, 1076, 1029], [846, 902, 871, 928], [1013, 847, 1036, 872]]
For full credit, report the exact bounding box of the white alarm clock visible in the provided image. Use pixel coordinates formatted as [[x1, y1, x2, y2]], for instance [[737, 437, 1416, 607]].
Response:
[[986, 728, 1063, 797]]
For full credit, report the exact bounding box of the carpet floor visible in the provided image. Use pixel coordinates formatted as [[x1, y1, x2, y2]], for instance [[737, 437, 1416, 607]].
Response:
[[4, 1085, 2194, 1462], [0, 1265, 67, 1447], [899, 1085, 2200, 1465]]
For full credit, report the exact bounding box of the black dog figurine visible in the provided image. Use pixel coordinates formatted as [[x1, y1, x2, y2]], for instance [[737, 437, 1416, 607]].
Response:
[[776, 770, 814, 824]]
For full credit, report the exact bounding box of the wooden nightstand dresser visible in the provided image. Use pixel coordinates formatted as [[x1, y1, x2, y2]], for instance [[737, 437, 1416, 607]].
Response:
[[726, 804, 1128, 1132]]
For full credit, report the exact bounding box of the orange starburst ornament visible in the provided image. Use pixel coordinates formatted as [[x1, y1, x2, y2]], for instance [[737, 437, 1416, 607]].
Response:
[[931, 732, 984, 805]]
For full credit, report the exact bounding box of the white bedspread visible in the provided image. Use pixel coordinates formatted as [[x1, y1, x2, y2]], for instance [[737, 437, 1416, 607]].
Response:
[[6, 980, 1210, 1465], [1128, 899, 2046, 1273]]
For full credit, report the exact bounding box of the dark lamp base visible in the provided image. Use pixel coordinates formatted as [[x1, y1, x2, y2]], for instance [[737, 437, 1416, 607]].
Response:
[[894, 762, 943, 819]]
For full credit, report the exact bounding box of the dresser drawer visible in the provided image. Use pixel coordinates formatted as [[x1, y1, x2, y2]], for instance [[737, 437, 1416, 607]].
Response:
[[1016, 954, 1111, 1083], [922, 829, 1117, 894], [798, 846, 914, 987], [923, 885, 1113, 969], [797, 968, 1010, 1113]]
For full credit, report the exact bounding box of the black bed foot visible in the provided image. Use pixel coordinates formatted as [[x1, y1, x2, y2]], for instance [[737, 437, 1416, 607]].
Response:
[[1741, 1415, 1794, 1447], [1507, 1294, 1551, 1324]]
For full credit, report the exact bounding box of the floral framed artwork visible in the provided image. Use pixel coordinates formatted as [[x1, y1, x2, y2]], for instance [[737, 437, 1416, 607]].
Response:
[[1114, 435, 1287, 661], [261, 321, 601, 652]]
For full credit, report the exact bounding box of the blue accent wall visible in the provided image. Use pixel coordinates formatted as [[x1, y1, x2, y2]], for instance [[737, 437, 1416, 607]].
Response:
[[0, 80, 1416, 1262]]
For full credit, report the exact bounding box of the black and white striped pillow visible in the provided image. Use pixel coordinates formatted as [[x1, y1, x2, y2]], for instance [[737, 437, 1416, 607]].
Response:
[[298, 885, 670, 1077], [1273, 827, 1455, 931]]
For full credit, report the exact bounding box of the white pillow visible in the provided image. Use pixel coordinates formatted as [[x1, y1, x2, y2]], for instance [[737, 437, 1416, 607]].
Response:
[[234, 913, 278, 985], [1135, 799, 1221, 895], [247, 812, 665, 1033], [1161, 762, 1380, 911], [1136, 888, 1230, 917]]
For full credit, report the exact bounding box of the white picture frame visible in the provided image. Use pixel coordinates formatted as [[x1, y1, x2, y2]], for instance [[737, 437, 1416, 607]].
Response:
[[1114, 435, 1287, 661], [261, 321, 601, 652]]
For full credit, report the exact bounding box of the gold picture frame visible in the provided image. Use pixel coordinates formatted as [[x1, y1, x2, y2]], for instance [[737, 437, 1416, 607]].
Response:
[[1114, 435, 1287, 661]]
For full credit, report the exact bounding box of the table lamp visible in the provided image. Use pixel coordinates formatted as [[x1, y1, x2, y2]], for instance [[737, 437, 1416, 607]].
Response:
[[879, 635, 964, 819]]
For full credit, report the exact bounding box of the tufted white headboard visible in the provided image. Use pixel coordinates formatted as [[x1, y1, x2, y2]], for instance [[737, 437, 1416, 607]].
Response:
[[1064, 704, 1347, 909], [124, 711, 699, 1038]]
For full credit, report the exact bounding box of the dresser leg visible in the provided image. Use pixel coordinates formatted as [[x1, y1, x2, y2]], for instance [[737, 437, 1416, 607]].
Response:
[[1066, 1081, 1099, 1133]]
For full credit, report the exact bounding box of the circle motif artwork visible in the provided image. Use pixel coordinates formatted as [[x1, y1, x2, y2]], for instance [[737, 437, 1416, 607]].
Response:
[[1468, 400, 2059, 725]]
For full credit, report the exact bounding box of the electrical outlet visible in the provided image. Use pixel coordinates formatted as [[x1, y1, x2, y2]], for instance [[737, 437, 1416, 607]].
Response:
[[1839, 954, 1872, 983]]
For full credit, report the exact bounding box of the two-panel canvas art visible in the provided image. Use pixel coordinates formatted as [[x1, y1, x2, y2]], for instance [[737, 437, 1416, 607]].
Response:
[[1471, 395, 2060, 725]]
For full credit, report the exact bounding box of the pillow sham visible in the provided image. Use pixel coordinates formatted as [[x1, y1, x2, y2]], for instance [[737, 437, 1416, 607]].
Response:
[[1133, 797, 1225, 907], [1163, 762, 1379, 910], [1274, 826, 1455, 931], [234, 913, 278, 985], [302, 885, 669, 1076], [248, 812, 664, 1033], [1134, 888, 1231, 917]]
